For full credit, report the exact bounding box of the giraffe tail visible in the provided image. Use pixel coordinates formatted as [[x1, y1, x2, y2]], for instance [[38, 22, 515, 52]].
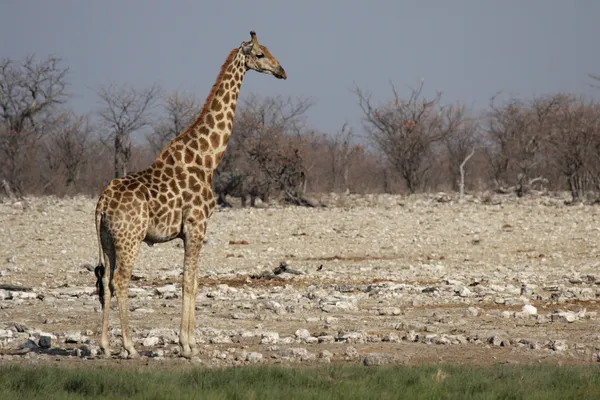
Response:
[[94, 197, 111, 308]]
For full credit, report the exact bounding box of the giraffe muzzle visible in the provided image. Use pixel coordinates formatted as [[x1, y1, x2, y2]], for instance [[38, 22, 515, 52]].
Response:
[[274, 66, 287, 80]]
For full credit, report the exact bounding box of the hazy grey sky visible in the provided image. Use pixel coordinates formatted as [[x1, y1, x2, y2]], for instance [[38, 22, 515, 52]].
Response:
[[1, 0, 599, 134]]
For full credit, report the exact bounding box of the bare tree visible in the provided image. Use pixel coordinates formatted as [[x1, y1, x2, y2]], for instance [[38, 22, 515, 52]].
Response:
[[486, 94, 567, 195], [97, 82, 161, 178], [355, 81, 453, 193], [44, 111, 95, 193], [147, 91, 200, 154], [216, 94, 314, 205], [327, 123, 362, 193], [546, 95, 600, 202], [443, 105, 480, 191], [0, 55, 69, 195], [459, 147, 476, 202]]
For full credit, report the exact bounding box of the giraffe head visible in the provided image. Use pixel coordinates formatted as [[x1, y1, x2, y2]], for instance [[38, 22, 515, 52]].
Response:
[[241, 31, 287, 80]]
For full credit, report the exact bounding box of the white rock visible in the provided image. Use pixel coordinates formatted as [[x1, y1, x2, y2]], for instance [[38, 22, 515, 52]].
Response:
[[344, 346, 359, 359], [294, 328, 311, 340], [128, 288, 148, 298], [246, 352, 263, 363], [57, 287, 96, 297], [210, 335, 232, 344], [551, 311, 578, 323], [143, 336, 160, 347], [465, 307, 479, 317], [382, 333, 401, 343], [318, 335, 335, 343], [15, 292, 38, 300], [260, 332, 280, 344], [65, 331, 85, 343], [285, 347, 308, 358], [339, 331, 365, 343], [0, 329, 13, 339], [522, 304, 537, 316], [155, 284, 177, 299], [551, 340, 568, 351]]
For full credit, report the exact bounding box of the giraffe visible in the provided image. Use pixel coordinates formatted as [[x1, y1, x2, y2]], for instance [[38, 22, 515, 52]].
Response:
[[93, 31, 286, 359]]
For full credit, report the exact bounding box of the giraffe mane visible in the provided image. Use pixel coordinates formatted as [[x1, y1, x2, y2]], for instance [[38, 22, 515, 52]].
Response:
[[186, 48, 240, 134]]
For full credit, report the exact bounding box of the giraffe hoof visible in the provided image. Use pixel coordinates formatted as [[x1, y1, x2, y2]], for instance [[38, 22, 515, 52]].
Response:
[[181, 346, 194, 359], [124, 347, 139, 359], [99, 346, 112, 359]]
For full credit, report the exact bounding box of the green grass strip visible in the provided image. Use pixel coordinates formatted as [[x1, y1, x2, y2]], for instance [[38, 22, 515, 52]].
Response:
[[0, 363, 599, 400]]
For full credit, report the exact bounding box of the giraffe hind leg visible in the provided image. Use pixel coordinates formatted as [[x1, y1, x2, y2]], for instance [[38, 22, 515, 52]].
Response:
[[112, 240, 141, 358]]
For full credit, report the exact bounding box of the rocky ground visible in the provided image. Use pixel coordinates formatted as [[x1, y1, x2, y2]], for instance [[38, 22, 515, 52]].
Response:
[[1, 191, 600, 369]]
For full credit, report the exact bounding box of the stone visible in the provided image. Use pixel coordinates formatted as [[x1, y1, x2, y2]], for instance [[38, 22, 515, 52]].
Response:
[[155, 284, 178, 299], [15, 292, 38, 300], [551, 340, 568, 352], [465, 307, 479, 317], [0, 329, 13, 339], [344, 346, 359, 360], [0, 289, 13, 300], [522, 304, 538, 316], [260, 332, 280, 344], [363, 353, 388, 366], [246, 352, 263, 363], [128, 287, 148, 298], [377, 307, 401, 316], [235, 349, 248, 361], [319, 350, 333, 359], [38, 334, 52, 348], [209, 335, 232, 344], [294, 328, 311, 340], [551, 311, 578, 323], [318, 335, 335, 344], [405, 330, 418, 342], [57, 287, 96, 297], [382, 333, 401, 343], [285, 347, 308, 358], [142, 336, 160, 347], [64, 332, 85, 343]]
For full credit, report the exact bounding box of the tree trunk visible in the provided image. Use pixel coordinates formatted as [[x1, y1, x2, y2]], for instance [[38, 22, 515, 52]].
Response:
[[114, 134, 130, 178], [459, 148, 475, 203]]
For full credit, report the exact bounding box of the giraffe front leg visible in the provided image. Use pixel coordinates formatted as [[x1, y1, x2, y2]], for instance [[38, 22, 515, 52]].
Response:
[[180, 223, 204, 358]]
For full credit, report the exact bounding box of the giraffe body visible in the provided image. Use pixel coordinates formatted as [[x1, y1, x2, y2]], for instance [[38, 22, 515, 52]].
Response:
[[94, 32, 286, 358]]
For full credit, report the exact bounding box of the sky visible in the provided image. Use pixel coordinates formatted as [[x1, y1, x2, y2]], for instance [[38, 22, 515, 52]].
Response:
[[1, 0, 599, 137]]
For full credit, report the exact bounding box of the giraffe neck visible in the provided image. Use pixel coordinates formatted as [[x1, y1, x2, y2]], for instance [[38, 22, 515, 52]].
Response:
[[158, 48, 247, 172]]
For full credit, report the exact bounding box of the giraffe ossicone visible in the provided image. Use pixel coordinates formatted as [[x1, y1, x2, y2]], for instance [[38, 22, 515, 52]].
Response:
[[93, 31, 286, 359]]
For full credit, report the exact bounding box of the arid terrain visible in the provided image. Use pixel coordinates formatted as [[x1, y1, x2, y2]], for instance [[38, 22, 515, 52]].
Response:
[[1, 192, 600, 369]]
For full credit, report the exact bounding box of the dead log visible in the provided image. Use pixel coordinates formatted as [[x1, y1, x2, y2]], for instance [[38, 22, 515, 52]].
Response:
[[0, 284, 33, 292]]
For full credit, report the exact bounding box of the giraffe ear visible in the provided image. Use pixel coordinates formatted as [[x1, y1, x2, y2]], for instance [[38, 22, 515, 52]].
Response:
[[242, 42, 253, 55]]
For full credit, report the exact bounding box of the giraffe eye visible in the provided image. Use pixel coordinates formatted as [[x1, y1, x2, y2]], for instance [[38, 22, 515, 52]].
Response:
[[256, 53, 265, 59]]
